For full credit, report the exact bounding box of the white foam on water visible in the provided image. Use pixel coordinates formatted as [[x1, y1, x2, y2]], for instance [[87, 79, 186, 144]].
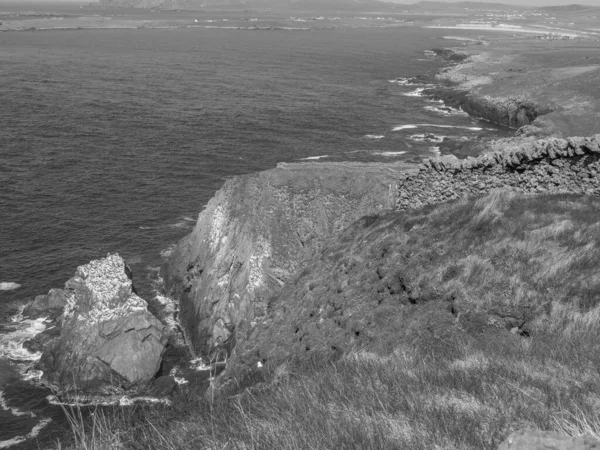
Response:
[[46, 394, 172, 407], [402, 87, 426, 97], [0, 282, 21, 291], [160, 244, 176, 259], [422, 124, 483, 131], [0, 418, 52, 449], [394, 124, 484, 132], [373, 151, 407, 157], [0, 391, 35, 418], [20, 369, 44, 383], [392, 125, 419, 131], [168, 221, 194, 229], [429, 146, 442, 155], [364, 134, 385, 140], [0, 317, 48, 362], [410, 134, 446, 143], [388, 77, 413, 85], [424, 105, 468, 117], [299, 155, 329, 161]]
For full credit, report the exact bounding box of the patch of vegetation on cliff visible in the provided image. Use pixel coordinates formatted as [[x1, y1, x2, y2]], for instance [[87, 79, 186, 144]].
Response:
[[58, 192, 600, 449]]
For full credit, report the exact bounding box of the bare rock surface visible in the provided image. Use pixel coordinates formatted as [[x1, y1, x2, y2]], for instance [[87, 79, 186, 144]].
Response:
[[498, 430, 600, 450], [164, 161, 414, 361], [38, 254, 167, 395]]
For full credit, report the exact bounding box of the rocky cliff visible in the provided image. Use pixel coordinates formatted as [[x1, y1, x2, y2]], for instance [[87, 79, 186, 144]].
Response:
[[34, 254, 167, 395], [166, 133, 600, 373], [164, 161, 413, 362]]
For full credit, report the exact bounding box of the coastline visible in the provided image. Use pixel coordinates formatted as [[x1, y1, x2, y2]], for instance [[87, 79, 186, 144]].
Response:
[[163, 27, 600, 368]]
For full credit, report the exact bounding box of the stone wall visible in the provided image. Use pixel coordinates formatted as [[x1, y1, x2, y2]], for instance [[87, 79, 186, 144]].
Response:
[[396, 135, 600, 211]]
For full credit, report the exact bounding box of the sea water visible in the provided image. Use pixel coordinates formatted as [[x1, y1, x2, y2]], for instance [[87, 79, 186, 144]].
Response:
[[0, 14, 508, 448]]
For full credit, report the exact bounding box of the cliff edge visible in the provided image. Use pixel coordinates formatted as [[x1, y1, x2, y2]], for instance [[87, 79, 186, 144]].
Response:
[[164, 161, 414, 362]]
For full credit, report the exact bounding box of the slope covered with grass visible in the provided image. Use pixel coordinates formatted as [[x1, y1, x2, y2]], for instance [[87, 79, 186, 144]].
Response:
[[59, 191, 600, 450]]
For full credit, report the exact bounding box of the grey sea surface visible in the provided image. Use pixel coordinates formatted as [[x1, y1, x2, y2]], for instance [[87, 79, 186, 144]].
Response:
[[0, 22, 507, 448]]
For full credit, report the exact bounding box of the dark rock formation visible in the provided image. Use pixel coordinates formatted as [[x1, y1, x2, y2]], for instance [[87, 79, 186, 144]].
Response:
[[23, 288, 66, 319], [498, 430, 600, 449], [164, 161, 414, 362], [460, 93, 553, 130], [38, 254, 167, 395], [396, 135, 600, 211]]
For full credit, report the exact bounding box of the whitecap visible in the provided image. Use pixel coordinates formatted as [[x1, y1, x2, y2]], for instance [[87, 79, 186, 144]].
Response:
[[168, 221, 194, 229], [0, 282, 21, 291], [160, 244, 176, 259], [0, 418, 52, 449], [373, 151, 407, 157], [429, 146, 441, 155], [0, 391, 35, 418], [388, 77, 411, 85], [299, 155, 329, 161], [394, 124, 483, 132], [46, 394, 172, 407], [364, 135, 385, 140], [392, 125, 419, 131], [420, 124, 482, 131], [424, 105, 468, 117], [410, 134, 446, 143], [0, 317, 48, 362], [402, 88, 426, 97]]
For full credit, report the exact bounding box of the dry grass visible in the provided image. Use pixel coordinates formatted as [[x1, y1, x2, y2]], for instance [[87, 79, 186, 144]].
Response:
[[57, 192, 600, 449]]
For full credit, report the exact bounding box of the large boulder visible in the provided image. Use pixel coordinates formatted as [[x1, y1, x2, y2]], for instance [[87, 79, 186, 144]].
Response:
[[498, 430, 600, 450], [39, 254, 167, 395]]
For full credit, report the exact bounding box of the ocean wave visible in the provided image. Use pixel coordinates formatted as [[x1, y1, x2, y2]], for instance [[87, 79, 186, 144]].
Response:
[[394, 124, 485, 132], [421, 124, 483, 131], [392, 125, 419, 131], [0, 282, 21, 291], [410, 134, 446, 143], [0, 391, 35, 418], [388, 77, 412, 85], [299, 155, 329, 161], [0, 315, 48, 362], [372, 151, 407, 157], [424, 105, 468, 117], [0, 390, 51, 449], [0, 417, 52, 449], [160, 244, 176, 259], [402, 88, 426, 97], [364, 135, 385, 140], [46, 394, 171, 407]]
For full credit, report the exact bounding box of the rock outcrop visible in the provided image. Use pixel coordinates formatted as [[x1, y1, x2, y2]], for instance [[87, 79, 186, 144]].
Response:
[[219, 189, 600, 384], [498, 430, 600, 450], [164, 161, 413, 362], [396, 135, 600, 211], [37, 254, 167, 395]]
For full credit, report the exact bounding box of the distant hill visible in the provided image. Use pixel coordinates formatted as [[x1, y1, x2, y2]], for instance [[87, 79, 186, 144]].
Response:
[[539, 4, 600, 13], [97, 0, 389, 10], [407, 1, 530, 10]]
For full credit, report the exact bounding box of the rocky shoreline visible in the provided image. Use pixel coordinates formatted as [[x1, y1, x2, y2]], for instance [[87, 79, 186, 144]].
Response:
[[163, 38, 600, 367], [14, 34, 600, 450]]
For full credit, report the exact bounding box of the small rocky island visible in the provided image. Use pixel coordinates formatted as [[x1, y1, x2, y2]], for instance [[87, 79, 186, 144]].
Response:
[[27, 254, 167, 397]]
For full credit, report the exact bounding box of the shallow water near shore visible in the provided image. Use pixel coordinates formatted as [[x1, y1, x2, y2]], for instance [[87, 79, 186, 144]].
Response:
[[0, 16, 509, 448]]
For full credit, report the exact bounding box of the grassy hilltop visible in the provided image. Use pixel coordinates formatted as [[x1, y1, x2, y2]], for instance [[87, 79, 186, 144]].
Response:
[[59, 191, 600, 450]]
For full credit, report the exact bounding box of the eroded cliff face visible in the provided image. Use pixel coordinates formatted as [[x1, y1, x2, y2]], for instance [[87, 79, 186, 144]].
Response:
[[164, 161, 413, 361]]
